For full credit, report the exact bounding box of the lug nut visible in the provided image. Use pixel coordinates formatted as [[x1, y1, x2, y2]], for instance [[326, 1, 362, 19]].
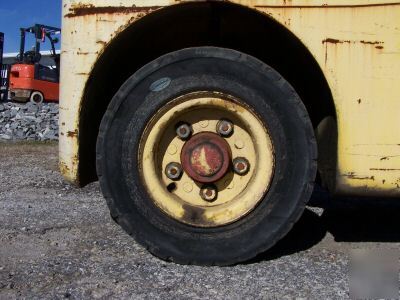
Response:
[[233, 157, 250, 175], [165, 162, 183, 180], [200, 185, 218, 202], [176, 123, 192, 140], [217, 119, 234, 137]]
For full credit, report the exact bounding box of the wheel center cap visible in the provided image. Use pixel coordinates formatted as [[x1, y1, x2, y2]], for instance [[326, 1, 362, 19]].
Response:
[[181, 132, 231, 183], [190, 143, 223, 177]]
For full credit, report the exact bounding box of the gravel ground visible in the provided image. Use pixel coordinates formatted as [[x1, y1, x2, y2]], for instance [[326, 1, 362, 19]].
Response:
[[0, 142, 399, 299], [0, 103, 59, 141]]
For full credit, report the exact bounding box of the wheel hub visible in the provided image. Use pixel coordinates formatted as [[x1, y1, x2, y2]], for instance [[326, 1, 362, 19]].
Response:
[[139, 92, 275, 227], [181, 132, 231, 183]]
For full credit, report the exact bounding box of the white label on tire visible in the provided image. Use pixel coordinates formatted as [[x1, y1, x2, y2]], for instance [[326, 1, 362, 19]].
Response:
[[150, 77, 171, 92]]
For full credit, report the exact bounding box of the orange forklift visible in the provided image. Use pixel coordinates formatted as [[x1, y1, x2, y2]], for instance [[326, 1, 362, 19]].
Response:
[[9, 24, 60, 104]]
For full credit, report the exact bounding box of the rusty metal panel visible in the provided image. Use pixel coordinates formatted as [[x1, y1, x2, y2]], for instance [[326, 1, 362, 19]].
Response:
[[59, 0, 166, 183], [250, 1, 400, 196], [60, 0, 400, 196]]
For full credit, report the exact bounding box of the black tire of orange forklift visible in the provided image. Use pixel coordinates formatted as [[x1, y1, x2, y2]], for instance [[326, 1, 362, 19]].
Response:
[[96, 47, 317, 266], [30, 91, 44, 104]]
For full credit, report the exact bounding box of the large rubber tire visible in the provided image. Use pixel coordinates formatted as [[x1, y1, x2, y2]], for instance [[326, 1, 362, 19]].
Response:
[[96, 47, 317, 266]]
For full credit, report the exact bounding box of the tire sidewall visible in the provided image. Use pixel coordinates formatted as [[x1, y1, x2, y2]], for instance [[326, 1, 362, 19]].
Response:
[[30, 91, 44, 104], [97, 47, 316, 264]]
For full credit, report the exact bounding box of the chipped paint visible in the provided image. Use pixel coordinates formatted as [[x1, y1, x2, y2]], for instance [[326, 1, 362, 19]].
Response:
[[67, 130, 78, 138], [360, 40, 384, 45], [59, 161, 71, 177], [322, 38, 349, 44], [65, 4, 162, 18], [343, 172, 375, 180], [322, 38, 384, 45], [181, 132, 232, 183], [370, 168, 400, 171], [253, 1, 400, 8]]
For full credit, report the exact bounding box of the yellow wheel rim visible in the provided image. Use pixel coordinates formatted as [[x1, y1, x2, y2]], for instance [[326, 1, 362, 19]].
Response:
[[139, 91, 275, 227]]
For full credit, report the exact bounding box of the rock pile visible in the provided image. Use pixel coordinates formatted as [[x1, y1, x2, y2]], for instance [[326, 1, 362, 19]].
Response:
[[0, 102, 59, 141]]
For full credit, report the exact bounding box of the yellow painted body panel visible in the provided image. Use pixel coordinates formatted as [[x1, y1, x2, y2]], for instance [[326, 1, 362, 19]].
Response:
[[60, 0, 400, 196]]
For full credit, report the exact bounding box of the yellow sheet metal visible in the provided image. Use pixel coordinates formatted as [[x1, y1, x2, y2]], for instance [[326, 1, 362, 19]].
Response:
[[60, 0, 400, 196]]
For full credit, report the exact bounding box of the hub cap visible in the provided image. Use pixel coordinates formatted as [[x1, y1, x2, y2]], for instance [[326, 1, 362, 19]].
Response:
[[181, 132, 231, 183], [139, 92, 275, 227]]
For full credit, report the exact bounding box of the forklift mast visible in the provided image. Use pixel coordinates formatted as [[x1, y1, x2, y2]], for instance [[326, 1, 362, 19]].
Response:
[[0, 32, 4, 68], [9, 25, 61, 103], [18, 24, 61, 64]]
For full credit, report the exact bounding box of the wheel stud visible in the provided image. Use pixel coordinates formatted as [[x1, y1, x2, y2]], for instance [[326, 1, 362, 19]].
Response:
[[200, 185, 218, 202], [233, 157, 250, 175], [217, 119, 234, 137], [165, 162, 183, 180], [176, 123, 192, 140]]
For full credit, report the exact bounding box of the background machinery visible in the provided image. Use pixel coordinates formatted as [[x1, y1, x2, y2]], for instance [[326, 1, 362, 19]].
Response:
[[9, 24, 60, 103]]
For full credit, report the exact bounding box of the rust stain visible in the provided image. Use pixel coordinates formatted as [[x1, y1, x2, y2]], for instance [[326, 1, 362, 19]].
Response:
[[255, 3, 400, 9], [347, 153, 400, 158], [322, 38, 350, 44], [322, 39, 384, 45], [370, 168, 400, 171], [97, 19, 117, 23], [360, 40, 384, 45], [65, 4, 162, 18], [190, 145, 222, 177], [67, 130, 78, 138], [343, 172, 375, 180], [353, 144, 400, 146], [59, 161, 70, 175]]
